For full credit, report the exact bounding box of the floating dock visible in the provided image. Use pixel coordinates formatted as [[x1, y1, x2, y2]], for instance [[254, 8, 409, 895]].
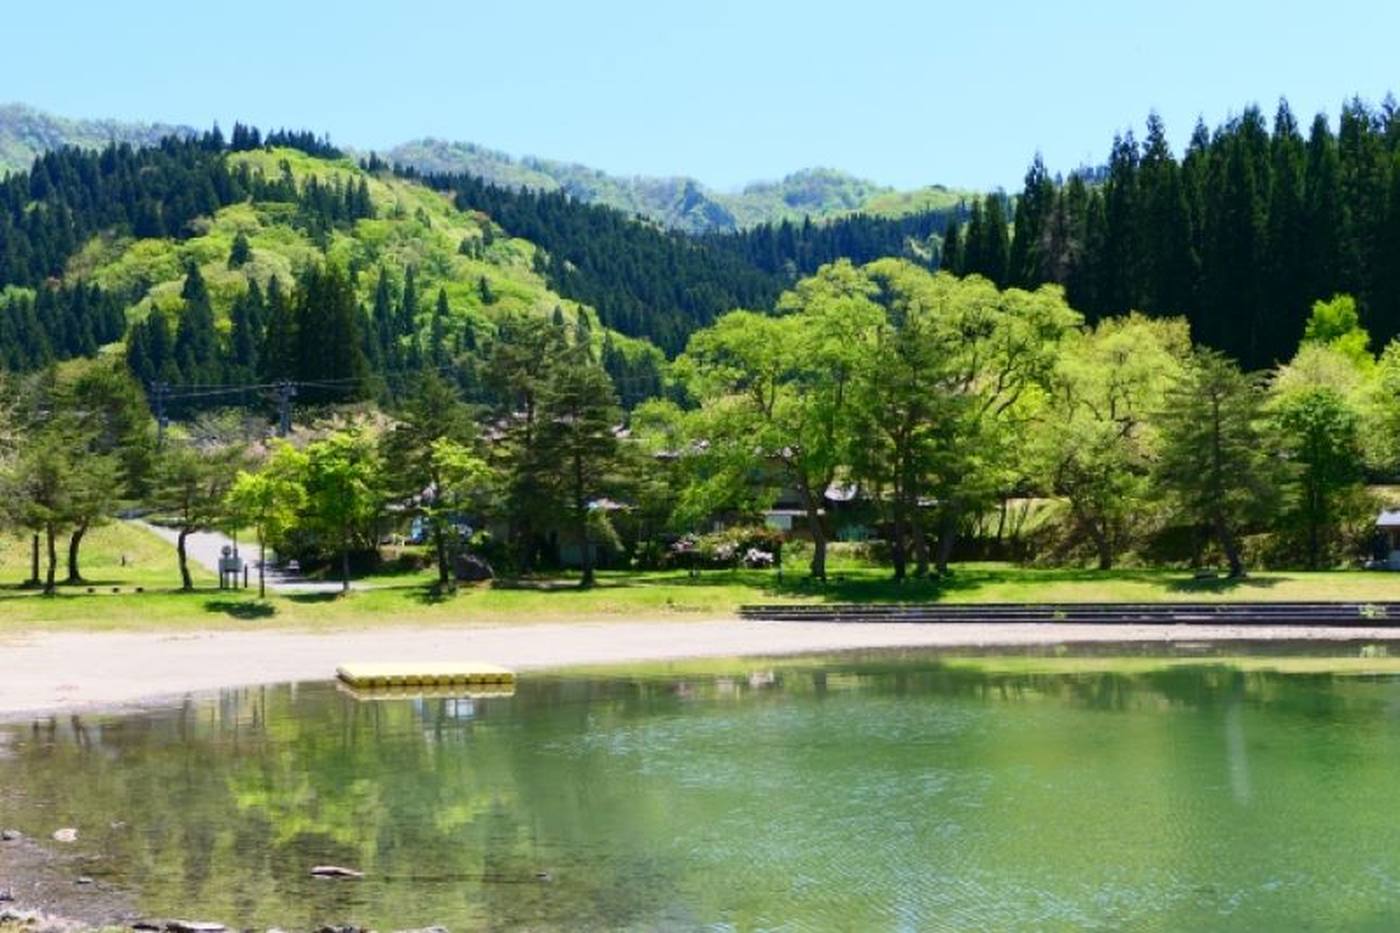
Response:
[[336, 681, 515, 701], [336, 662, 516, 688]]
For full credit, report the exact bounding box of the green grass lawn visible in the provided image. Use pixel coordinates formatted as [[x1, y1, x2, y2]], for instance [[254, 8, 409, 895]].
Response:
[[0, 521, 213, 591], [8, 544, 1400, 632]]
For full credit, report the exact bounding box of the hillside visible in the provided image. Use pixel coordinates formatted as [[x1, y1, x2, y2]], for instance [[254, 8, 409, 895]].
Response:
[[0, 102, 193, 174], [0, 127, 957, 418]]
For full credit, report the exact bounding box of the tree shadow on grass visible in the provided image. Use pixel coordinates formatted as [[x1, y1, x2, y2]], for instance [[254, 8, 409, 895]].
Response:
[[285, 592, 342, 605], [1162, 574, 1282, 594], [204, 599, 278, 620]]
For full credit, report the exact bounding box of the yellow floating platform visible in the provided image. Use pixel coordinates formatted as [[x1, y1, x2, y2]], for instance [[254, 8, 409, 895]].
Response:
[[336, 681, 515, 702], [336, 662, 516, 688]]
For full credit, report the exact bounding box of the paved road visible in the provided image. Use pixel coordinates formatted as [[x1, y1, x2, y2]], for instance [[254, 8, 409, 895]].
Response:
[[131, 521, 356, 593]]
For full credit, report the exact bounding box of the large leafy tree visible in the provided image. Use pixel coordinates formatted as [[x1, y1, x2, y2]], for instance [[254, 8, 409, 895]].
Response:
[[152, 442, 243, 590], [302, 430, 383, 593], [676, 259, 881, 579], [854, 261, 1079, 578], [62, 361, 155, 582], [1035, 315, 1190, 569], [1271, 387, 1364, 568], [225, 443, 307, 598]]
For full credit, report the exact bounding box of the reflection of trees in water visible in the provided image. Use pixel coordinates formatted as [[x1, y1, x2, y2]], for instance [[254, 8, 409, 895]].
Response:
[[4, 660, 1399, 929], [0, 683, 690, 928]]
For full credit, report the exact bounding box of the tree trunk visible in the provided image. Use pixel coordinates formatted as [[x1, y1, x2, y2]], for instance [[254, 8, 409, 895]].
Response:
[[43, 524, 57, 596], [65, 521, 88, 584], [26, 533, 39, 587], [575, 449, 594, 589], [434, 523, 451, 588], [911, 518, 930, 578], [1087, 521, 1113, 571], [579, 507, 595, 589], [176, 527, 193, 590], [341, 544, 351, 593], [890, 493, 908, 582], [801, 486, 828, 580], [935, 508, 960, 577], [1215, 514, 1245, 578], [257, 534, 267, 599]]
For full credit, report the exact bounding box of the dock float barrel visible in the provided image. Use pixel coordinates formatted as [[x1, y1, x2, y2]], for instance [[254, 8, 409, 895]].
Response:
[[336, 662, 516, 689]]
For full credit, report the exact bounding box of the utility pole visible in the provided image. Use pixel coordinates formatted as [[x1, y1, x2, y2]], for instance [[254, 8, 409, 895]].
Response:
[[151, 381, 170, 449], [275, 380, 297, 437]]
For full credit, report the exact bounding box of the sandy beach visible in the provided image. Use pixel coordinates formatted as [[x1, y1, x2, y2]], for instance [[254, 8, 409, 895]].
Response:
[[6, 618, 1400, 720]]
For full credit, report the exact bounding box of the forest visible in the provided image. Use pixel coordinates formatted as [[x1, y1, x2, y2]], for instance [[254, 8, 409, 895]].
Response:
[[0, 100, 1399, 591], [947, 96, 1400, 371]]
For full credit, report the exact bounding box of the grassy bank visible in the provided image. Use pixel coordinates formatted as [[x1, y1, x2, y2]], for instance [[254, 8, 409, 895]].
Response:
[[7, 543, 1400, 632]]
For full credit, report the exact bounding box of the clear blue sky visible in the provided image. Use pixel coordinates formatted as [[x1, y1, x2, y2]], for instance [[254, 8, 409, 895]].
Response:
[[7, 0, 1400, 191]]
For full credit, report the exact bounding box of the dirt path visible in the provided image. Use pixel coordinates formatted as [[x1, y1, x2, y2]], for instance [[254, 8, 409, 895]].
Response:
[[5, 619, 1400, 720]]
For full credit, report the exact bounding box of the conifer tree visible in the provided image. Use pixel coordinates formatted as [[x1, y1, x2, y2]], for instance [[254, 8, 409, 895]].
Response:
[[228, 231, 252, 269], [430, 288, 449, 366], [260, 275, 297, 381]]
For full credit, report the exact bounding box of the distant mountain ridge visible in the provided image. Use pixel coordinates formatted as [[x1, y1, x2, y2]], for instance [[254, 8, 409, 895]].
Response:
[[0, 103, 971, 233], [0, 103, 194, 174], [385, 138, 909, 232]]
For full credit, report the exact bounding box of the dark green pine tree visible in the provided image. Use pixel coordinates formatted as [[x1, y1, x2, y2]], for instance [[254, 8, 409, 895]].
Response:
[[259, 275, 297, 381], [1137, 112, 1198, 320], [228, 231, 252, 269], [294, 264, 369, 402], [398, 265, 419, 338], [940, 218, 964, 275], [978, 194, 1011, 287], [227, 287, 261, 383], [371, 266, 399, 370], [1264, 100, 1310, 362], [1008, 155, 1054, 287], [1336, 97, 1391, 336], [430, 288, 449, 367], [1101, 132, 1141, 313], [173, 262, 219, 384], [1073, 186, 1108, 320], [478, 275, 496, 305], [961, 200, 986, 279], [1303, 113, 1343, 311], [1201, 111, 1269, 366], [574, 309, 593, 359]]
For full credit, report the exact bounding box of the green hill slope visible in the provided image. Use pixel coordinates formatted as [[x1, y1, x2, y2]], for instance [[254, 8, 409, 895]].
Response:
[[61, 146, 663, 397]]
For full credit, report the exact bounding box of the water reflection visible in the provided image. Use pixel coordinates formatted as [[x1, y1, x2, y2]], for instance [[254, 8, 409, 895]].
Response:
[[3, 645, 1400, 930]]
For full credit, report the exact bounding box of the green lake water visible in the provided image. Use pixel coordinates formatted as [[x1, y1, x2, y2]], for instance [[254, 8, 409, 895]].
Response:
[[5, 645, 1400, 930]]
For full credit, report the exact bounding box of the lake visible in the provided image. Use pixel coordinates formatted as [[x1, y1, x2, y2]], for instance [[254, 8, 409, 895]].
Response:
[[5, 644, 1400, 930]]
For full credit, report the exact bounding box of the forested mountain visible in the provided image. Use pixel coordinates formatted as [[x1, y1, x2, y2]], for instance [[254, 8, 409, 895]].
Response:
[[397, 161, 955, 352], [0, 104, 969, 234], [947, 96, 1400, 371], [0, 125, 955, 419], [0, 103, 194, 175]]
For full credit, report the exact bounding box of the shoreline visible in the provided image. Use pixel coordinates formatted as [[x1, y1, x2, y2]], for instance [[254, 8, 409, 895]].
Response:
[[7, 618, 1400, 720]]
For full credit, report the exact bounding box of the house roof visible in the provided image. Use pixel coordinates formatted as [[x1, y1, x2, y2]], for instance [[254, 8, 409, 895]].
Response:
[[1378, 509, 1400, 528]]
